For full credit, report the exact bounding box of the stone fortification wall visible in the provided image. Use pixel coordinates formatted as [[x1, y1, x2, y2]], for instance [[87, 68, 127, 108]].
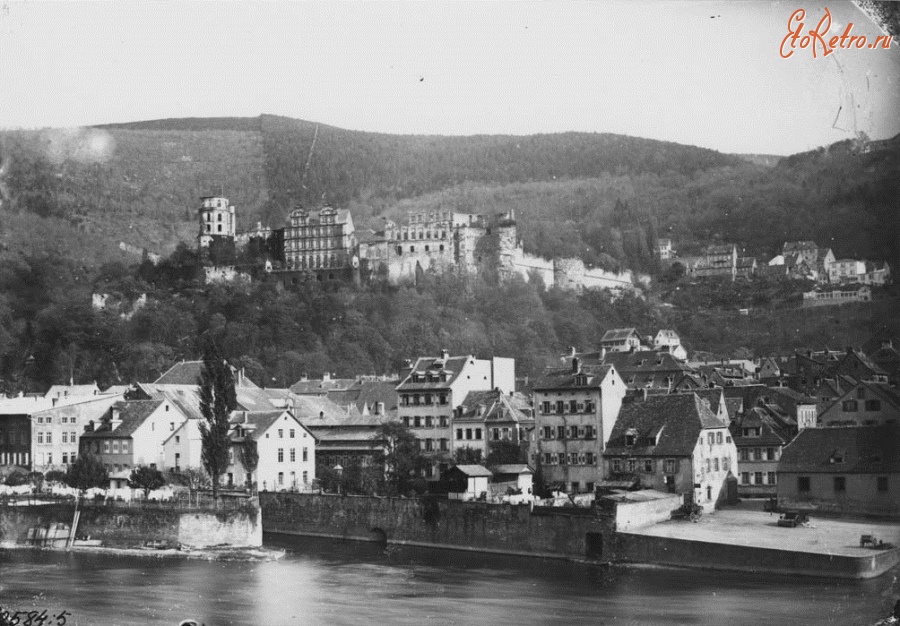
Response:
[[261, 492, 615, 562], [0, 503, 261, 549]]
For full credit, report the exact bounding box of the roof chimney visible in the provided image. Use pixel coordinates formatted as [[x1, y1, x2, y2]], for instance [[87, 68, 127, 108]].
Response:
[[110, 406, 123, 430], [572, 357, 581, 374], [376, 401, 385, 415], [441, 348, 450, 361], [569, 346, 577, 357]]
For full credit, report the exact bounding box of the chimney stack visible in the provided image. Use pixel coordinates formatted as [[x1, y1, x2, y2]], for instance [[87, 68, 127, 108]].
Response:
[[441, 348, 450, 361]]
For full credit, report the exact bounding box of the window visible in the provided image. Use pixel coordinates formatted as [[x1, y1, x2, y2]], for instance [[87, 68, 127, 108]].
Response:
[[104, 441, 110, 453], [302, 471, 308, 485], [425, 439, 433, 452], [556, 401, 565, 414], [414, 416, 421, 428], [740, 448, 749, 461], [169, 422, 174, 431], [465, 428, 472, 440], [37, 432, 43, 444], [705, 458, 711, 473], [767, 471, 777, 485], [586, 452, 595, 465], [456, 428, 463, 439], [278, 472, 284, 486], [278, 448, 284, 463], [440, 439, 448, 451], [541, 401, 551, 414], [290, 429, 296, 438], [643, 459, 653, 473], [544, 453, 553, 465], [569, 400, 578, 413], [716, 432, 723, 445], [664, 459, 676, 474], [557, 425, 566, 440], [625, 433, 636, 447], [724, 457, 730, 472], [714, 458, 720, 472], [877, 476, 888, 492], [754, 471, 762, 484], [842, 400, 858, 412], [439, 416, 448, 427], [627, 459, 636, 473], [798, 476, 810, 492], [46, 432, 52, 444], [112, 441, 119, 454], [741, 471, 750, 484], [584, 401, 595, 413], [62, 453, 68, 464], [278, 429, 284, 438], [492, 428, 501, 441], [585, 425, 595, 439], [865, 400, 881, 411], [612, 459, 622, 473], [833, 476, 846, 492], [290, 448, 296, 462]]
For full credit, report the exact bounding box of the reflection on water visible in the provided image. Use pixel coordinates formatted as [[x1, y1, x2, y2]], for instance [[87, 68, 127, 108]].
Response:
[[0, 537, 897, 626]]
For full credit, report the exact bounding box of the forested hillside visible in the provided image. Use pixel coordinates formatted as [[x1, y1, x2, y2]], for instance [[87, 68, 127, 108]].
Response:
[[0, 115, 896, 392]]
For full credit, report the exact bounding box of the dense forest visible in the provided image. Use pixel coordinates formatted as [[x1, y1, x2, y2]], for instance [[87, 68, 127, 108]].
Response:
[[0, 116, 897, 391]]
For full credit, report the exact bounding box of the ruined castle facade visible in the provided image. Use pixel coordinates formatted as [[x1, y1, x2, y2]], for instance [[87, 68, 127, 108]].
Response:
[[199, 198, 637, 293]]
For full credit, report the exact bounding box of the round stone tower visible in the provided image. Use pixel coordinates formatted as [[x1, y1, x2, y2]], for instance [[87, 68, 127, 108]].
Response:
[[198, 196, 236, 248]]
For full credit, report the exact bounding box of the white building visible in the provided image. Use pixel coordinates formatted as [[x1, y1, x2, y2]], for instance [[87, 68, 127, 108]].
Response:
[[226, 410, 317, 492], [653, 329, 688, 361], [198, 196, 237, 248], [828, 259, 866, 284]]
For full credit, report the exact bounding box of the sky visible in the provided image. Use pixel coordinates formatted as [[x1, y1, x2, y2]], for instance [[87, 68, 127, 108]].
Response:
[[0, 1, 898, 155]]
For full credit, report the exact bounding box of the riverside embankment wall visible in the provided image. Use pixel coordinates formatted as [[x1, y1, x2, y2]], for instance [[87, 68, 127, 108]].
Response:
[[616, 531, 900, 580], [0, 503, 262, 549], [260, 493, 616, 561]]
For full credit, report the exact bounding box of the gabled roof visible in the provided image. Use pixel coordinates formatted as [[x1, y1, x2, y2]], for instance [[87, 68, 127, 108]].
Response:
[[533, 363, 615, 391], [133, 383, 280, 420], [154, 360, 259, 388], [778, 423, 900, 474], [674, 388, 725, 418], [491, 464, 533, 475], [729, 407, 794, 447], [600, 328, 640, 343], [706, 243, 736, 255], [81, 400, 164, 439], [457, 390, 533, 423], [292, 394, 380, 427], [327, 380, 400, 414], [396, 355, 472, 391], [605, 394, 727, 457], [451, 464, 493, 478], [44, 384, 101, 399], [290, 376, 358, 395]]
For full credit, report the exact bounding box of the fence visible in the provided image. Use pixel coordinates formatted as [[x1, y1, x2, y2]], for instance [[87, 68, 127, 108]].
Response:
[[0, 491, 256, 512]]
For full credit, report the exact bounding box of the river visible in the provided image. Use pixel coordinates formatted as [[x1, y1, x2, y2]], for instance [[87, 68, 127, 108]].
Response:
[[1, 537, 897, 625]]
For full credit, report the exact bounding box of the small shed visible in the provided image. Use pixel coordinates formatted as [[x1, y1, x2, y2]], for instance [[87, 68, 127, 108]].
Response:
[[490, 464, 534, 495], [446, 464, 493, 501]]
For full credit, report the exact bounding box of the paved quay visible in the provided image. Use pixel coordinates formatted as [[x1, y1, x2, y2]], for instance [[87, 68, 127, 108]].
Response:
[[627, 508, 900, 556]]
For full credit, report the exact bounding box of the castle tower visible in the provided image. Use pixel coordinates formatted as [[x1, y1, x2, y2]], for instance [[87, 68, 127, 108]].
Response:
[[198, 196, 236, 248], [496, 211, 518, 278]]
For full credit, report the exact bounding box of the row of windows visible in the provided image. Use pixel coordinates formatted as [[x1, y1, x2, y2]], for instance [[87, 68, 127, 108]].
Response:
[[396, 244, 447, 255], [541, 425, 596, 440], [456, 428, 483, 441], [36, 415, 78, 424], [842, 399, 882, 412], [286, 254, 342, 270], [276, 429, 307, 439], [36, 431, 79, 445], [740, 471, 777, 485], [403, 416, 450, 428], [202, 211, 228, 222], [612, 458, 679, 474], [39, 452, 75, 466], [287, 224, 344, 236], [416, 438, 450, 452], [285, 238, 343, 251], [542, 452, 597, 466], [540, 401, 596, 415], [275, 448, 309, 463], [400, 393, 449, 405], [797, 475, 890, 493], [705, 431, 730, 446], [739, 447, 779, 462], [274, 471, 310, 487], [703, 457, 731, 473], [399, 230, 449, 241]]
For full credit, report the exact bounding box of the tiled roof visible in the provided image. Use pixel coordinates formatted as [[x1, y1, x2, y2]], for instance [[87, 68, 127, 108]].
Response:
[[457, 390, 533, 423], [603, 350, 691, 374], [451, 464, 493, 478], [729, 407, 793, 447], [81, 400, 163, 439], [291, 395, 380, 427], [783, 241, 817, 252], [154, 360, 259, 388], [533, 364, 614, 391], [328, 380, 400, 414], [491, 464, 533, 475], [778, 423, 900, 474], [44, 384, 101, 399], [290, 377, 358, 395], [605, 394, 727, 457], [396, 356, 471, 391], [600, 328, 639, 343], [724, 397, 743, 421], [228, 410, 295, 441]]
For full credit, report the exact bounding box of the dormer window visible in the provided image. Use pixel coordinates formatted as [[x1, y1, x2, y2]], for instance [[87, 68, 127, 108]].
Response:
[[575, 375, 587, 386], [830, 449, 845, 464], [625, 429, 637, 447]]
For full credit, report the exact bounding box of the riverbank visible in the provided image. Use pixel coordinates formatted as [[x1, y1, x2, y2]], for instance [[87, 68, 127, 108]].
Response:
[[1, 543, 284, 561], [259, 492, 900, 580]]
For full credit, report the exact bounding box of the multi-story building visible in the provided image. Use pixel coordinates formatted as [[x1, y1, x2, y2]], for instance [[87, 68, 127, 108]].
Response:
[[729, 406, 795, 497], [283, 206, 357, 279], [817, 380, 900, 427], [533, 354, 626, 494], [656, 238, 674, 260], [395, 351, 515, 478], [598, 328, 643, 354], [693, 244, 737, 280], [653, 329, 687, 360], [603, 393, 738, 511], [829, 259, 867, 284], [226, 409, 317, 493], [79, 399, 191, 489], [198, 196, 237, 248], [777, 422, 900, 517], [31, 393, 123, 472], [602, 349, 695, 393], [453, 389, 534, 462]]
